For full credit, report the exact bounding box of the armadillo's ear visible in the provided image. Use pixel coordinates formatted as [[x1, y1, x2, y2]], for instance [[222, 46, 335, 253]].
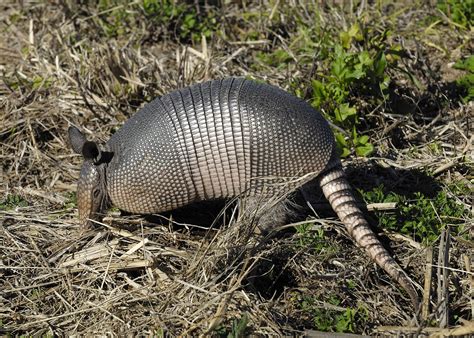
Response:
[[82, 141, 100, 161], [68, 126, 87, 154], [82, 141, 114, 165]]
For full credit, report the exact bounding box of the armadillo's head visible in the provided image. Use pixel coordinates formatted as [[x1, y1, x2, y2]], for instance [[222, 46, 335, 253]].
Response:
[[68, 126, 113, 227]]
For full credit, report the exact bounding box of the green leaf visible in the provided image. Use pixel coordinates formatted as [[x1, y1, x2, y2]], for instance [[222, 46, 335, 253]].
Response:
[[335, 103, 357, 122], [331, 45, 347, 79], [355, 143, 374, 157], [311, 79, 326, 107], [335, 132, 350, 157], [374, 52, 387, 77], [340, 23, 361, 49], [454, 55, 474, 72], [335, 132, 347, 147], [339, 31, 351, 49], [348, 23, 360, 39], [358, 51, 372, 67], [357, 135, 369, 145], [346, 68, 365, 80]]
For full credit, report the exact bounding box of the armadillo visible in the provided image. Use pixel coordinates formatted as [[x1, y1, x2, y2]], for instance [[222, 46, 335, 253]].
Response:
[[68, 77, 418, 308]]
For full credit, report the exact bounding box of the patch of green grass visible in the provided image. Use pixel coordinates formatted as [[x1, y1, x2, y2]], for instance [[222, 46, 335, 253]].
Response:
[[4, 73, 53, 92], [437, 0, 473, 28], [91, 0, 219, 43], [64, 192, 77, 209], [295, 223, 338, 255], [214, 313, 249, 338], [94, 0, 136, 38], [32, 75, 53, 90], [256, 49, 293, 69], [361, 183, 470, 243], [299, 294, 368, 333], [0, 194, 28, 210], [143, 0, 218, 42], [152, 328, 165, 337], [453, 55, 474, 102]]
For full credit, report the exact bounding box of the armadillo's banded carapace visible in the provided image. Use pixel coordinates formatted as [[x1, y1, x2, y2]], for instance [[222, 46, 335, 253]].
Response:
[[106, 78, 335, 214]]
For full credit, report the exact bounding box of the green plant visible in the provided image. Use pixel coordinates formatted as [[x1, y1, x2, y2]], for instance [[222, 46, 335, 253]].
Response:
[[0, 194, 28, 210], [81, 0, 219, 43], [362, 184, 470, 243], [299, 295, 368, 333], [64, 192, 77, 209], [214, 314, 249, 338], [95, 0, 135, 38], [310, 24, 392, 157], [228, 313, 249, 338], [4, 73, 53, 92], [256, 49, 293, 69], [180, 10, 217, 42], [295, 223, 335, 254], [265, 19, 398, 157], [437, 0, 473, 27], [453, 55, 474, 102], [142, 0, 218, 43]]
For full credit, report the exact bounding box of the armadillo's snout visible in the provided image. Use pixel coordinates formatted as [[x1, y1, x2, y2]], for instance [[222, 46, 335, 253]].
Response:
[[77, 161, 105, 227], [77, 183, 94, 226]]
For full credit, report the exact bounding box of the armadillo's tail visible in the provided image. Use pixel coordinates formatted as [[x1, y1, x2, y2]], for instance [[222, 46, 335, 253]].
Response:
[[318, 166, 419, 310]]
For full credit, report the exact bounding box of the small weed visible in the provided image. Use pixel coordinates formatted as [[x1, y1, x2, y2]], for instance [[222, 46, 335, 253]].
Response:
[[309, 25, 393, 157], [295, 223, 336, 254], [95, 0, 135, 38], [64, 192, 77, 209], [437, 0, 473, 28], [4, 73, 53, 92], [299, 294, 368, 333], [79, 0, 219, 43], [346, 279, 357, 289], [180, 10, 218, 42], [228, 314, 249, 338], [152, 328, 165, 337], [256, 49, 293, 69], [32, 75, 53, 90], [362, 184, 470, 243], [0, 194, 28, 210], [142, 0, 218, 43], [453, 55, 474, 102], [214, 313, 249, 338]]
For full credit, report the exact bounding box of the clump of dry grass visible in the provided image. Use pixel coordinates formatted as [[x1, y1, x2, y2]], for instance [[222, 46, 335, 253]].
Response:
[[1, 1, 472, 336]]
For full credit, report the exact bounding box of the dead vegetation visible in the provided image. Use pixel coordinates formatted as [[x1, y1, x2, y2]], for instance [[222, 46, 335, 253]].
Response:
[[0, 1, 472, 336]]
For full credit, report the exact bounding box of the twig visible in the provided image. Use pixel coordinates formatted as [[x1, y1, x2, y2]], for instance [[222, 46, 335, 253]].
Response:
[[463, 254, 474, 319], [366, 202, 397, 211], [422, 246, 433, 321], [436, 229, 450, 328]]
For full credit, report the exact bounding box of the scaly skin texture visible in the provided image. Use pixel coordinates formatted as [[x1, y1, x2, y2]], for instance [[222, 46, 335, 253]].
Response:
[[318, 166, 419, 309]]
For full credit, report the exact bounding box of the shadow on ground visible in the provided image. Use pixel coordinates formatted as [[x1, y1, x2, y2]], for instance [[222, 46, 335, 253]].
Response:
[[111, 163, 441, 302]]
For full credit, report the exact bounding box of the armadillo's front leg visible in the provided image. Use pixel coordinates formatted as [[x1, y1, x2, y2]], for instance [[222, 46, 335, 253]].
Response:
[[318, 166, 420, 310]]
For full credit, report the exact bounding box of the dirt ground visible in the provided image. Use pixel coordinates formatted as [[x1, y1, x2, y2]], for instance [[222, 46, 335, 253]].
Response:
[[0, 1, 472, 336]]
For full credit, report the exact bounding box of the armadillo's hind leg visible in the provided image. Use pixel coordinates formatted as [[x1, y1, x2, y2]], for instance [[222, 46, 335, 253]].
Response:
[[318, 166, 420, 310], [238, 195, 295, 235]]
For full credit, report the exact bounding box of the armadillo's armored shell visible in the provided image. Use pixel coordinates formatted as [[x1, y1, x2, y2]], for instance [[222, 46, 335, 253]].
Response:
[[106, 78, 335, 214]]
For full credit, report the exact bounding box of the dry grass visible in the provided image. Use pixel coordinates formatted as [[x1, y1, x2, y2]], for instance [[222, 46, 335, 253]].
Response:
[[1, 1, 473, 336]]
